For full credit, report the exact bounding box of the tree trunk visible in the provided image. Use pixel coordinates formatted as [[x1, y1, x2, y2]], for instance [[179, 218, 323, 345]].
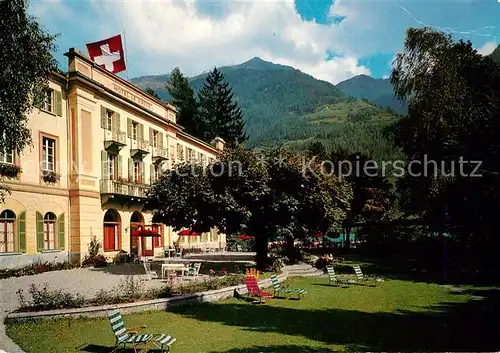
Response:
[[254, 232, 269, 271], [286, 235, 295, 261], [344, 227, 352, 249]]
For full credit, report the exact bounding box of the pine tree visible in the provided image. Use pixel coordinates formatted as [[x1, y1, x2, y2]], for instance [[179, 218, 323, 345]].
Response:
[[198, 67, 247, 146], [165, 68, 203, 139], [143, 87, 160, 100]]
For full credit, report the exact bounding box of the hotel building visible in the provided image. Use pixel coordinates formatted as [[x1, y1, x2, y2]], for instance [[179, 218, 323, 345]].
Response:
[[0, 48, 226, 269]]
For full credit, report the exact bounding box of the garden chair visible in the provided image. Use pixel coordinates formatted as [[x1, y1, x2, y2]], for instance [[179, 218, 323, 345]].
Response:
[[326, 265, 342, 286], [244, 275, 273, 303], [142, 261, 159, 281], [270, 274, 307, 299], [352, 264, 383, 285], [107, 309, 176, 353], [187, 262, 202, 277]]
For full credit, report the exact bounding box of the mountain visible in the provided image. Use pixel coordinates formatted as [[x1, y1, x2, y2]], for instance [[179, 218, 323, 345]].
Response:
[[335, 75, 407, 115], [488, 45, 500, 65], [131, 57, 346, 146]]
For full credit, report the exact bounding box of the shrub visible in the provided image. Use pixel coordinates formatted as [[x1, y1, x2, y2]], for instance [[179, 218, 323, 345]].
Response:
[[81, 254, 107, 268], [17, 283, 84, 312], [88, 235, 101, 257], [315, 255, 334, 270], [0, 261, 77, 279]]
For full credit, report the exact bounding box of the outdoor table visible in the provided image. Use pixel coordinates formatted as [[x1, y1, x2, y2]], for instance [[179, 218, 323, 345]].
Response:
[[165, 249, 176, 257], [161, 263, 188, 279]]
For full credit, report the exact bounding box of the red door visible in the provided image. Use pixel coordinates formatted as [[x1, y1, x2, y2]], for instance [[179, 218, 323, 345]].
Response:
[[141, 236, 153, 256]]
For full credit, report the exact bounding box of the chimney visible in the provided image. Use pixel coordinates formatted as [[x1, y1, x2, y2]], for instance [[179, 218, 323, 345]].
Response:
[[212, 137, 225, 152]]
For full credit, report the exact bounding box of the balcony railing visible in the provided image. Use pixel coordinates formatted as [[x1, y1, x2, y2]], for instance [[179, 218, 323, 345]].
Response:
[[152, 146, 168, 162], [130, 138, 149, 158], [104, 129, 126, 150], [100, 179, 149, 199]]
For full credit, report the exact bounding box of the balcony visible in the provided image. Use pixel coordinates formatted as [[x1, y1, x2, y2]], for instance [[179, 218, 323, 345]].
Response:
[[100, 178, 150, 204], [130, 138, 149, 159], [152, 146, 168, 163], [104, 129, 126, 153]]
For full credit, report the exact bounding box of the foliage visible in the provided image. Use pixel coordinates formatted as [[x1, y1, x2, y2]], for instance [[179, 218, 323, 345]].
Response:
[[41, 170, 61, 184], [226, 234, 254, 252], [245, 268, 260, 279], [198, 67, 247, 146], [0, 0, 57, 201], [88, 235, 101, 256], [314, 255, 334, 270], [0, 260, 76, 279], [0, 163, 21, 179], [147, 147, 352, 270], [81, 254, 107, 268], [16, 283, 85, 312], [388, 27, 500, 266], [166, 67, 203, 139], [143, 87, 160, 100]]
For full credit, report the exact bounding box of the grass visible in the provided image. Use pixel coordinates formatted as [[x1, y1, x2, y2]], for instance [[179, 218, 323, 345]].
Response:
[[7, 275, 500, 352]]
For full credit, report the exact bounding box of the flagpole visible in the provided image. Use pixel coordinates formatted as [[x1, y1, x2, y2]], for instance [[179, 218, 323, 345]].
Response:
[[122, 30, 130, 80]]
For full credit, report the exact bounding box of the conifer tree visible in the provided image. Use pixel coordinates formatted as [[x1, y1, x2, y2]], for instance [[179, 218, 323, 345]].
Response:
[[166, 68, 203, 139], [198, 67, 247, 146]]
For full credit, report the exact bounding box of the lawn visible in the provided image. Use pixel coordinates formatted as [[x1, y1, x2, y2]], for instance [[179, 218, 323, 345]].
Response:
[[7, 276, 500, 352]]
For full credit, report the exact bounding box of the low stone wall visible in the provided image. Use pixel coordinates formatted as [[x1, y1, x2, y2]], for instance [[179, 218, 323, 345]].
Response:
[[0, 251, 69, 270], [5, 273, 288, 323]]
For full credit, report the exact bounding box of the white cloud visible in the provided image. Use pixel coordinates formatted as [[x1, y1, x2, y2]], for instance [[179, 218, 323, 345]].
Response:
[[477, 41, 497, 55], [29, 0, 499, 84], [79, 0, 371, 84]]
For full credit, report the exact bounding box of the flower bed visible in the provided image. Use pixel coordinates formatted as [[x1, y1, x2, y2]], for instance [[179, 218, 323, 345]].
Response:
[[14, 274, 248, 313], [0, 261, 78, 280]]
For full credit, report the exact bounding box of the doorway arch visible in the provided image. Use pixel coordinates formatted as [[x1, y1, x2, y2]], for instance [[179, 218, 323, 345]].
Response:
[[103, 209, 121, 252], [130, 211, 147, 256]]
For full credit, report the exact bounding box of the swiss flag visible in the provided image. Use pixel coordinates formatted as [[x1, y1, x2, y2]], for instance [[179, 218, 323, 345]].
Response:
[[86, 34, 126, 74]]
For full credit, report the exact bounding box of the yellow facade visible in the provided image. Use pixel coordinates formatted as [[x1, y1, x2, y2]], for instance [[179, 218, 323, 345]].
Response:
[[0, 48, 225, 269]]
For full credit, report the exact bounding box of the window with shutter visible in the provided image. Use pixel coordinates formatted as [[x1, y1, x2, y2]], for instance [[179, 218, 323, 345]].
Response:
[[36, 212, 44, 252], [58, 213, 65, 250], [0, 210, 16, 253], [54, 90, 62, 117], [17, 211, 26, 253]]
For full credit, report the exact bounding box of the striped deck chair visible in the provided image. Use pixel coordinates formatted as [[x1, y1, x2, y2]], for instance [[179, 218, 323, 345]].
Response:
[[107, 309, 152, 353], [107, 310, 177, 352], [244, 276, 273, 303], [326, 265, 341, 285], [270, 274, 307, 299], [353, 265, 382, 285]]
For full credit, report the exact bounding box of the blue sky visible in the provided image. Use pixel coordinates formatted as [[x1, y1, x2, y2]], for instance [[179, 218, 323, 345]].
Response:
[[30, 0, 500, 84]]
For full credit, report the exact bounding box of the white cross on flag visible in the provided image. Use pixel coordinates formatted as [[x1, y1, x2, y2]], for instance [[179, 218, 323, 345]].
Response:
[[86, 34, 126, 74]]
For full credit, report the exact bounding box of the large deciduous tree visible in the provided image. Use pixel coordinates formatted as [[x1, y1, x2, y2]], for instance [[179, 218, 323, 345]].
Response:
[[166, 68, 204, 139], [147, 147, 352, 270], [198, 67, 247, 147], [389, 27, 500, 264], [0, 0, 57, 200]]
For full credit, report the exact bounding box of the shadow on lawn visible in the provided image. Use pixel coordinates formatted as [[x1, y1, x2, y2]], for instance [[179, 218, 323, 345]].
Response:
[[168, 288, 500, 352], [208, 345, 334, 353], [80, 345, 168, 353]]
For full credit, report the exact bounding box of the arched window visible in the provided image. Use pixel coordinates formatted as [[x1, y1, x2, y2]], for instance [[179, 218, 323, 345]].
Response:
[[44, 212, 57, 250], [0, 210, 16, 253], [103, 209, 121, 252]]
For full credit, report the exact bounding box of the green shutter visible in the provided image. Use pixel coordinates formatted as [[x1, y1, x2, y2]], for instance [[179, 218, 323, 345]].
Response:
[[17, 211, 26, 253], [150, 164, 155, 184], [128, 158, 133, 181], [58, 213, 65, 250], [139, 124, 144, 140], [101, 150, 108, 179], [158, 133, 163, 148], [114, 112, 121, 132], [117, 154, 122, 178], [149, 128, 154, 146], [141, 162, 145, 184], [100, 106, 107, 129], [36, 212, 44, 252], [127, 118, 132, 138], [54, 91, 62, 117]]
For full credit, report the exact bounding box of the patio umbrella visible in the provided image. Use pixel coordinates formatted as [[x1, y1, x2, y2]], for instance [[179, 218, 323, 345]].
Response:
[[177, 229, 201, 236], [131, 229, 161, 261], [236, 234, 254, 240]]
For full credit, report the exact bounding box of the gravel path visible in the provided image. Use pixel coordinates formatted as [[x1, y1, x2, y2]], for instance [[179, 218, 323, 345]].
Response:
[[0, 266, 169, 352]]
